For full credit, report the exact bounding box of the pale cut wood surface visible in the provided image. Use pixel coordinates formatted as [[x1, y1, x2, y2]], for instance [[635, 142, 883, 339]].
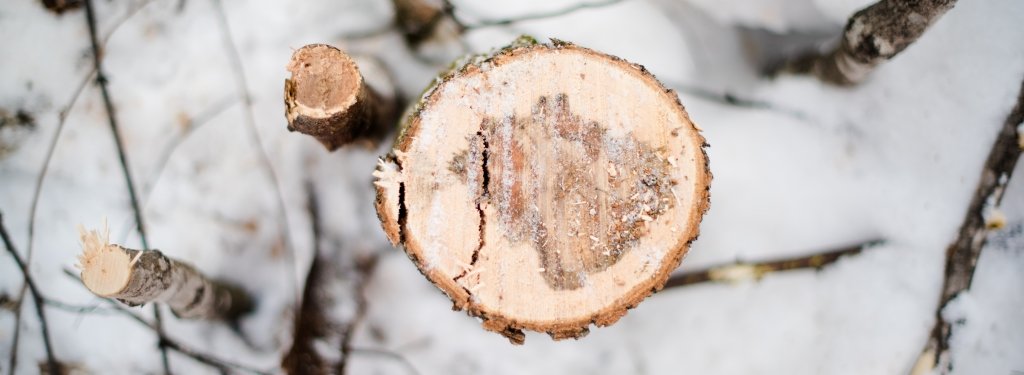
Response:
[[374, 39, 710, 343], [77, 226, 252, 320]]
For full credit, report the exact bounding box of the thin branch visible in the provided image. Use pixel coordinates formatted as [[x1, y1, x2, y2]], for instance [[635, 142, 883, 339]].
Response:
[[912, 78, 1024, 374], [209, 0, 299, 302], [662, 80, 812, 121], [459, 0, 626, 30], [283, 183, 383, 374], [349, 347, 422, 375], [663, 239, 883, 289], [17, 0, 158, 361], [141, 96, 238, 203], [338, 256, 379, 374], [1, 212, 59, 375], [81, 1, 171, 372], [61, 269, 272, 375], [43, 298, 120, 315], [8, 69, 95, 375]]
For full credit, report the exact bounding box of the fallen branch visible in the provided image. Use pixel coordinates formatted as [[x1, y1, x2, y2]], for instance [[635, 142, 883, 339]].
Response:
[[210, 0, 299, 304], [285, 44, 395, 151], [282, 183, 382, 374], [663, 239, 883, 289], [0, 212, 60, 375], [76, 225, 253, 320], [910, 78, 1024, 374], [781, 0, 958, 85]]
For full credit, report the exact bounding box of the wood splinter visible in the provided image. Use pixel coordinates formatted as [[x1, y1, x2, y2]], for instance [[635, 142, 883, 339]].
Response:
[[374, 37, 711, 344], [285, 44, 394, 150], [76, 225, 253, 321]]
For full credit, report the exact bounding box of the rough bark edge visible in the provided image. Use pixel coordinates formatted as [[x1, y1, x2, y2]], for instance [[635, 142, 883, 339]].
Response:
[[376, 36, 712, 343], [910, 78, 1024, 374], [780, 0, 958, 85], [285, 44, 396, 151]]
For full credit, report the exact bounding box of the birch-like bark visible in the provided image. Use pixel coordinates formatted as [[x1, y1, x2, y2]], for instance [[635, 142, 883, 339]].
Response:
[[786, 0, 957, 85], [77, 226, 252, 320]]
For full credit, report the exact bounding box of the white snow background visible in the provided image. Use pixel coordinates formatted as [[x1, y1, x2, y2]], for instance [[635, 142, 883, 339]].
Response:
[[1, 0, 1023, 374]]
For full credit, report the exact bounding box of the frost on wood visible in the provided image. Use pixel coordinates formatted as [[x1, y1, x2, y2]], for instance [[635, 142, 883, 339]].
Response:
[[284, 44, 392, 151], [77, 226, 253, 320], [374, 38, 711, 343]]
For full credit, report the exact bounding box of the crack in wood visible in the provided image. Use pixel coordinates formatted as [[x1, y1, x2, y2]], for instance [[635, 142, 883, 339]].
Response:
[[467, 93, 676, 290]]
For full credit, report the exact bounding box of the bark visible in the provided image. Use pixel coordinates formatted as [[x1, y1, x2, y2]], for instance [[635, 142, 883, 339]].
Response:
[[911, 79, 1024, 374], [663, 239, 881, 289], [77, 226, 253, 321], [285, 44, 395, 151], [282, 186, 380, 375], [784, 0, 958, 85], [373, 37, 711, 343]]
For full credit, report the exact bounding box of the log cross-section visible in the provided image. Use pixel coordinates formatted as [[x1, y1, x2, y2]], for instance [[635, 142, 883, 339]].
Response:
[[374, 38, 710, 343]]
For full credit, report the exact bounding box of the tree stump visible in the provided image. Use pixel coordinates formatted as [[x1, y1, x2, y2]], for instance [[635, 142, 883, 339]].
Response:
[[374, 38, 711, 343]]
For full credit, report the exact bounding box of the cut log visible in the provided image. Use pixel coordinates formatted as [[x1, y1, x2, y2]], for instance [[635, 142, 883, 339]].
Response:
[[285, 44, 393, 150], [373, 37, 711, 343], [76, 225, 253, 321]]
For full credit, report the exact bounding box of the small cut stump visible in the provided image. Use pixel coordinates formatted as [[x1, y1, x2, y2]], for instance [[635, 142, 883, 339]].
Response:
[[374, 38, 711, 343]]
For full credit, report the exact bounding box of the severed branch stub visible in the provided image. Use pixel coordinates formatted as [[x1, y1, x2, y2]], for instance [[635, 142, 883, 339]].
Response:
[[285, 44, 394, 151], [76, 226, 253, 321], [374, 37, 711, 344], [781, 0, 957, 85]]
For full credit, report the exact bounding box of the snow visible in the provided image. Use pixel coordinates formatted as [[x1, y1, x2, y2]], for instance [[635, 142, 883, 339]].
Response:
[[2, 0, 1023, 374]]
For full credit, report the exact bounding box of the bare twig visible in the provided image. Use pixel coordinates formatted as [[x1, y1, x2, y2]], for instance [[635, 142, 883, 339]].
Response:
[[349, 347, 422, 375], [282, 183, 382, 374], [17, 1, 159, 361], [662, 80, 811, 121], [82, 0, 171, 372], [912, 78, 1024, 374], [9, 69, 95, 375], [43, 298, 120, 316], [459, 0, 626, 30], [338, 256, 379, 374], [142, 96, 238, 202], [664, 239, 883, 289], [1, 212, 59, 375], [209, 0, 299, 302], [282, 184, 329, 374]]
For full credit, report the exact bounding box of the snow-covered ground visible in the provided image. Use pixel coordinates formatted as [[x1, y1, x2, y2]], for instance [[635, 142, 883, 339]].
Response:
[[1, 0, 1022, 374]]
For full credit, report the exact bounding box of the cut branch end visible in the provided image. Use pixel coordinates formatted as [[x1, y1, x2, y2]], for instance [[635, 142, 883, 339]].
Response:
[[285, 44, 393, 150]]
